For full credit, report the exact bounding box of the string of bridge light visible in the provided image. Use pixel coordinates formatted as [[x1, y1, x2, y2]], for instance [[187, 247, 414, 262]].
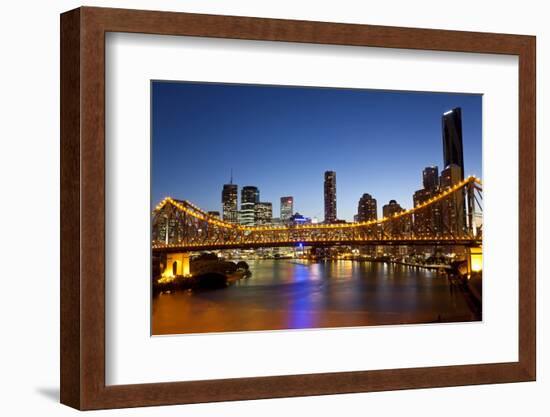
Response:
[[151, 235, 481, 249], [153, 176, 482, 233]]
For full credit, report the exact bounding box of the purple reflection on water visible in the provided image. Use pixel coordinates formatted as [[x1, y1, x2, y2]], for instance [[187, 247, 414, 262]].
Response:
[[152, 260, 479, 335]]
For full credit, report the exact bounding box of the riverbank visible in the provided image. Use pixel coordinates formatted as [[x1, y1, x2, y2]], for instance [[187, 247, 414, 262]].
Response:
[[387, 259, 481, 318], [153, 257, 251, 293], [153, 269, 250, 294], [294, 256, 452, 272], [388, 260, 451, 271]]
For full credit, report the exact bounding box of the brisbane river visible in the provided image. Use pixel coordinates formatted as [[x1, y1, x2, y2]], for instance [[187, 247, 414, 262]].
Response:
[[152, 260, 479, 335]]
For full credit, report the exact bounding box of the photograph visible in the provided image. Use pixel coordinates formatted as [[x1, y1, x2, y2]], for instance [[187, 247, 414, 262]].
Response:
[[150, 81, 483, 335]]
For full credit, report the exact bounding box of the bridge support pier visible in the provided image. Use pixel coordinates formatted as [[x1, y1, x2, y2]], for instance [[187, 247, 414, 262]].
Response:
[[163, 252, 191, 278], [466, 246, 483, 276]]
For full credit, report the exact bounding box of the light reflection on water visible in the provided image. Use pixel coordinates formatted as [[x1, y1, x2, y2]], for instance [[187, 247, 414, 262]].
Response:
[[152, 260, 478, 335]]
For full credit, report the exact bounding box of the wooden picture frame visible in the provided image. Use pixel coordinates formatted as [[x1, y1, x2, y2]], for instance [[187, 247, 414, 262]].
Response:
[[60, 6, 536, 410]]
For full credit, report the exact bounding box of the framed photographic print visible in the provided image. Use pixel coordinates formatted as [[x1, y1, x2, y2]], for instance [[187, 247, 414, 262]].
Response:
[[60, 6, 536, 410]]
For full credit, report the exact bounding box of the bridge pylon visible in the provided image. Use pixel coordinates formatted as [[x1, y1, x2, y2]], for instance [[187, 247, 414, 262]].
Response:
[[162, 252, 190, 278], [466, 245, 482, 276]]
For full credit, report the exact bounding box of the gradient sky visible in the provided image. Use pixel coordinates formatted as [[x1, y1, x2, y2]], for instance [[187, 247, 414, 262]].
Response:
[[152, 81, 482, 221]]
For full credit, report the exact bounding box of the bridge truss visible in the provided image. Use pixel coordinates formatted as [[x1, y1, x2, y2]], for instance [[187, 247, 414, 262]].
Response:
[[152, 176, 482, 252]]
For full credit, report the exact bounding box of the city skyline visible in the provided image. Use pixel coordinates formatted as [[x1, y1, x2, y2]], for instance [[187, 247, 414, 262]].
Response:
[[152, 81, 482, 221]]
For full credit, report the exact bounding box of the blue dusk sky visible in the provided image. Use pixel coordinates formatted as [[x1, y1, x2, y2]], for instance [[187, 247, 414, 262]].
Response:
[[152, 81, 482, 221]]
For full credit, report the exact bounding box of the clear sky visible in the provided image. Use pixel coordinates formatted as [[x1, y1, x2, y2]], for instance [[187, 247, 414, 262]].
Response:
[[152, 81, 482, 221]]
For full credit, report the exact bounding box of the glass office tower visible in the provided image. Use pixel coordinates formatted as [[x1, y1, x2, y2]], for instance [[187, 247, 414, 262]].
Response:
[[442, 107, 464, 180]]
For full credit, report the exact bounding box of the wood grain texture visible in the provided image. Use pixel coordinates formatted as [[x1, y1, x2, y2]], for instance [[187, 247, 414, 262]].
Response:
[[60, 6, 536, 410], [60, 7, 81, 410], [518, 36, 536, 380]]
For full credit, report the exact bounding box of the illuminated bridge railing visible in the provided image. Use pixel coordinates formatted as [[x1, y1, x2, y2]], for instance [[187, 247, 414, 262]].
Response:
[[152, 176, 482, 252]]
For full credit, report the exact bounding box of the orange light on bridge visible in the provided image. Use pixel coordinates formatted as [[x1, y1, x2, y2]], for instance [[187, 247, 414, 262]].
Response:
[[154, 179, 482, 243], [468, 246, 483, 274]]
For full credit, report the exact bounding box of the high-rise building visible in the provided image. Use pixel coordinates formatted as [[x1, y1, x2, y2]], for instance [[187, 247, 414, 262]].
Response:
[[255, 202, 272, 225], [422, 166, 439, 190], [413, 166, 442, 237], [440, 164, 463, 191], [413, 188, 431, 235], [280, 196, 294, 224], [324, 171, 337, 223], [413, 188, 441, 236], [357, 193, 377, 222], [382, 199, 411, 255], [221, 183, 238, 223], [240, 186, 259, 225], [382, 200, 404, 218], [440, 164, 465, 235], [383, 199, 411, 234], [442, 107, 464, 180], [207, 211, 220, 218]]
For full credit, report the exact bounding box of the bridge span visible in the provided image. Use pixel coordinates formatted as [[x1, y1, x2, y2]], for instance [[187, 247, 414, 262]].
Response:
[[152, 176, 482, 253], [153, 238, 481, 253]]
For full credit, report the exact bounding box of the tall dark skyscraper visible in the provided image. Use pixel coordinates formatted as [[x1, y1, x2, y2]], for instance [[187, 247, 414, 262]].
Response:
[[442, 108, 468, 234], [442, 107, 464, 179], [324, 171, 337, 223], [422, 166, 439, 190], [240, 186, 260, 225], [221, 182, 238, 223], [357, 193, 377, 222]]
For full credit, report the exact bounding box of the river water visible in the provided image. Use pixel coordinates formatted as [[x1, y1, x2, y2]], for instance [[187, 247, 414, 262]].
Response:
[[152, 260, 479, 335]]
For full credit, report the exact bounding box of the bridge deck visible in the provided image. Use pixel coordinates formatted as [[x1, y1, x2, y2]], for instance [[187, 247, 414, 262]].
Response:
[[153, 238, 482, 253]]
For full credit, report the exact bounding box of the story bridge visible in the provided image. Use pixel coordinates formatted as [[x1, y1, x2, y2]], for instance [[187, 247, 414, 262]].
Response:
[[152, 177, 482, 277]]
